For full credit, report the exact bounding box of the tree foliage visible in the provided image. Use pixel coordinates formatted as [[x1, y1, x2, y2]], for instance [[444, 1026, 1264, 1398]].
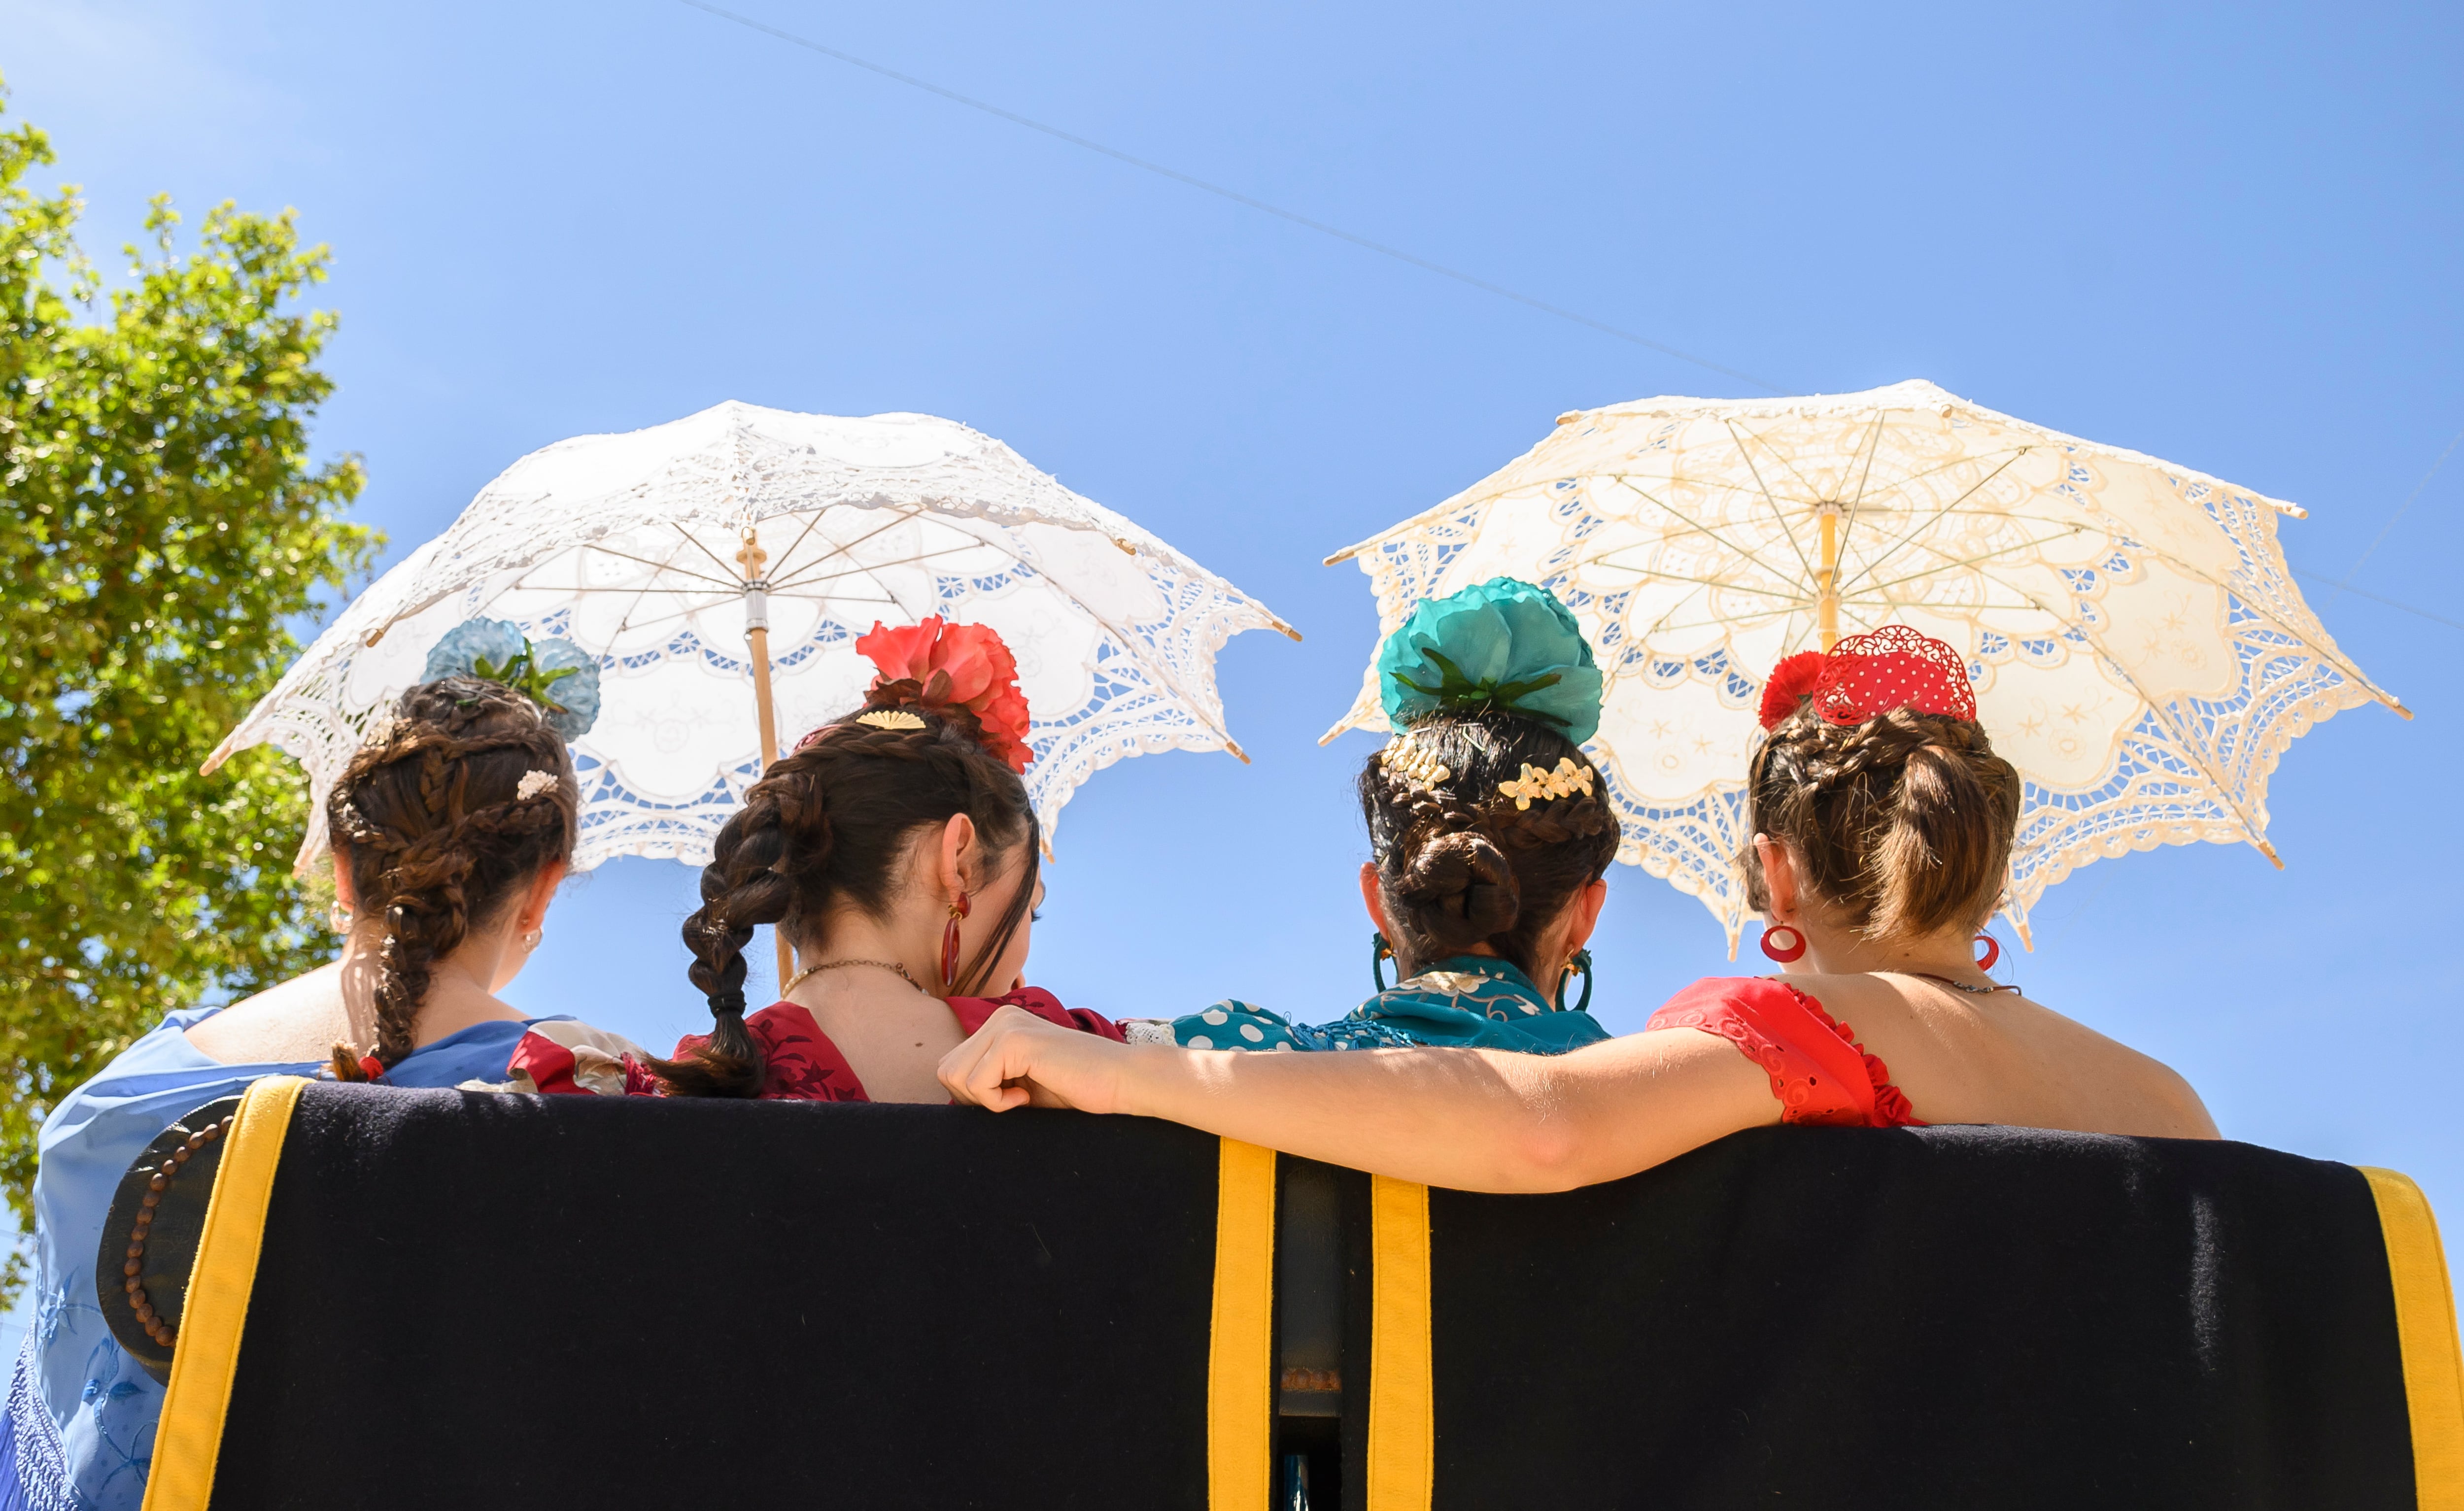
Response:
[[0, 89, 376, 1262]]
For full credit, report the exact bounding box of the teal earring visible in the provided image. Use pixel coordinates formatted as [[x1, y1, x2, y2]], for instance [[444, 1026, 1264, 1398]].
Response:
[[1555, 948, 1595, 1012], [1371, 932, 1396, 992]]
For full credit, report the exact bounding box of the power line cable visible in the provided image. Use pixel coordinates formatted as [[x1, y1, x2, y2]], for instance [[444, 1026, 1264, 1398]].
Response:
[[2320, 422, 2463, 610], [2288, 567, 2464, 634], [675, 0, 1786, 394]]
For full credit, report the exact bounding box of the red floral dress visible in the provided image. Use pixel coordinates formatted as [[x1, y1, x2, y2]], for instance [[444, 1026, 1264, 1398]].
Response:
[[670, 987, 1126, 1102], [1646, 977, 1923, 1128]]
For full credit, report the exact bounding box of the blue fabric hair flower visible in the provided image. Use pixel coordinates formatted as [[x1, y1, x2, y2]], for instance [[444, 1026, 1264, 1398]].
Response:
[[1375, 577, 1603, 745], [422, 617, 603, 742]]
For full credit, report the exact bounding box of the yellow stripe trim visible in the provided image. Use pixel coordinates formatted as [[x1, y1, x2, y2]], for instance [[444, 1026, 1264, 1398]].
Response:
[[1208, 1139, 1276, 1511], [141, 1075, 308, 1511], [2363, 1167, 2464, 1511], [1367, 1175, 1432, 1511]]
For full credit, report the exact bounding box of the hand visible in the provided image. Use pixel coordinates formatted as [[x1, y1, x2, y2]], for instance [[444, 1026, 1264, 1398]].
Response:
[[938, 1005, 1132, 1114]]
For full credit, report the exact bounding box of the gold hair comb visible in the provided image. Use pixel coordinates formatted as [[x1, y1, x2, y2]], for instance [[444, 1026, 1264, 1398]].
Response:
[[1378, 732, 1451, 788], [856, 709, 927, 731], [1496, 757, 1594, 810]]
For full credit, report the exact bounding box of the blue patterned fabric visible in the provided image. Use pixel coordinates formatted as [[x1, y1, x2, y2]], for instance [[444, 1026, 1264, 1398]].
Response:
[[2, 1008, 570, 1511], [1165, 955, 1606, 1055]]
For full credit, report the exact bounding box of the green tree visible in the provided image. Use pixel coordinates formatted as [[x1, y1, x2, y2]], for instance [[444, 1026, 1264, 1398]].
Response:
[[0, 88, 376, 1278]]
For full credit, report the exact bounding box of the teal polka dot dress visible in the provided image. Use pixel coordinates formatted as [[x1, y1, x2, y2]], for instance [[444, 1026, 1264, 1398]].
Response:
[[1155, 955, 1606, 1055]]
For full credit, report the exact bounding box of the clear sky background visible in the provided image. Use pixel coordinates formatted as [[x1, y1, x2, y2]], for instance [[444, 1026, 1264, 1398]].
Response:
[[3, 3, 2459, 1211]]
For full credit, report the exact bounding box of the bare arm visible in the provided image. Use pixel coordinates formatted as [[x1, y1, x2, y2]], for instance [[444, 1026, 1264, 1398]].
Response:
[[938, 1008, 1777, 1192]]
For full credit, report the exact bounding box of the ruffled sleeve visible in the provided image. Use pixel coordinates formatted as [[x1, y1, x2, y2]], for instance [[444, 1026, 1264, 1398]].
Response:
[[503, 1019, 655, 1096], [1646, 977, 1923, 1128], [947, 986, 1127, 1042], [1155, 1001, 1315, 1051]]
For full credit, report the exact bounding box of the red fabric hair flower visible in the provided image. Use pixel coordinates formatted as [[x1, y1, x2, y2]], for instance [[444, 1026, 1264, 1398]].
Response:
[[1813, 625, 1975, 726], [853, 617, 1035, 772], [1757, 652, 1827, 731]]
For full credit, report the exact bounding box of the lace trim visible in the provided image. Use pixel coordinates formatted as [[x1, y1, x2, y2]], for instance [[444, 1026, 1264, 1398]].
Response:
[[1781, 985, 1921, 1128], [6, 1329, 76, 1511]]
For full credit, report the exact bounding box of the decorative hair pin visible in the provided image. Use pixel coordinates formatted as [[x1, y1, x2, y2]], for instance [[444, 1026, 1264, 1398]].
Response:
[[1378, 732, 1451, 788], [855, 709, 927, 732], [1757, 625, 1976, 732], [1496, 756, 1595, 810], [515, 770, 561, 802]]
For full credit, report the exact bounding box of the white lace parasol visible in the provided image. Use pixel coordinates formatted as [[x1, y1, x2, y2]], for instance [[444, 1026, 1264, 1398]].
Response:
[[211, 401, 1296, 875], [1324, 380, 2404, 951]]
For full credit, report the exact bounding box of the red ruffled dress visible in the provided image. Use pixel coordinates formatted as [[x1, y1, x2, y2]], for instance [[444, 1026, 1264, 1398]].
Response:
[[671, 987, 1126, 1102], [1646, 977, 1923, 1128]]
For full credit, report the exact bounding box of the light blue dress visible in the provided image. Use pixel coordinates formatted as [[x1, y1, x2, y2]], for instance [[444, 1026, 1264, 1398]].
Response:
[[1161, 954, 1608, 1054], [0, 1007, 563, 1511]]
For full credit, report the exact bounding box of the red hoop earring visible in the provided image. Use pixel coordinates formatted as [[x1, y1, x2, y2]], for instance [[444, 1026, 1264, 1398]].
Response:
[[1974, 932, 2001, 972], [1759, 924, 1806, 964], [940, 893, 972, 993]]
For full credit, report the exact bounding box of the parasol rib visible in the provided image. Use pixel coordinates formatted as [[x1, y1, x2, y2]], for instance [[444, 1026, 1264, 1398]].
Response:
[[1611, 478, 1806, 588], [1962, 561, 2283, 868], [758, 507, 929, 591], [1719, 419, 1819, 584], [677, 524, 756, 585], [1828, 412, 1892, 579], [1829, 449, 2036, 595]]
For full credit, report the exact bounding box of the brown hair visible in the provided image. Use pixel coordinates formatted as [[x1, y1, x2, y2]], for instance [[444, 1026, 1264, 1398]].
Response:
[[324, 676, 579, 1074], [1742, 701, 2022, 941], [651, 679, 1038, 1099], [1357, 713, 1619, 983]]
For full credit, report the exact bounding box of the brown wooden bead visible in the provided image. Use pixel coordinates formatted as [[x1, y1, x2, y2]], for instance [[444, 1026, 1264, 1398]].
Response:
[[146, 1174, 167, 1192], [171, 1146, 191, 1164], [122, 1259, 140, 1277], [123, 1277, 141, 1294], [140, 1193, 159, 1209], [133, 1303, 153, 1324]]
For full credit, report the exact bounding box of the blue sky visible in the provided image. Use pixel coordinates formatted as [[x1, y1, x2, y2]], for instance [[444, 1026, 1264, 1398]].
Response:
[[3, 3, 2460, 1210]]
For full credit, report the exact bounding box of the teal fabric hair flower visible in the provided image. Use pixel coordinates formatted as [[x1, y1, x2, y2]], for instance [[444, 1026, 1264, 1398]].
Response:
[[422, 618, 602, 741], [1375, 577, 1603, 745]]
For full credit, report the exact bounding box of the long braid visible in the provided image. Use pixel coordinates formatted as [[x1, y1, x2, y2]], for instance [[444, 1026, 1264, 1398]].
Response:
[[326, 679, 580, 1075], [651, 690, 1040, 1098]]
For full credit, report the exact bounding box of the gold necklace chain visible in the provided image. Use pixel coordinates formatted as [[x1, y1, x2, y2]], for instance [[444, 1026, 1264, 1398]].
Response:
[[1906, 970, 2020, 996], [781, 958, 930, 997]]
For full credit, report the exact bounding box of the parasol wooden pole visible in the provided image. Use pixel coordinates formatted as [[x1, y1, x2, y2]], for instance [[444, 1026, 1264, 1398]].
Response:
[[737, 527, 792, 989], [1816, 504, 1842, 650]]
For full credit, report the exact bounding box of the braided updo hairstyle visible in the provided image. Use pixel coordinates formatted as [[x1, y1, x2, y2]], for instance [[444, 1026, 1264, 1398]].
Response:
[[1743, 699, 2022, 942], [325, 676, 580, 1076], [651, 675, 1039, 1099], [1358, 713, 1620, 982]]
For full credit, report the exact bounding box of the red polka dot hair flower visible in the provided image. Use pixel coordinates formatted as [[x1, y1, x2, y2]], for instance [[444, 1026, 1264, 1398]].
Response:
[[1757, 652, 1827, 731], [1812, 626, 1975, 726], [842, 617, 1035, 772], [1759, 628, 1976, 732]]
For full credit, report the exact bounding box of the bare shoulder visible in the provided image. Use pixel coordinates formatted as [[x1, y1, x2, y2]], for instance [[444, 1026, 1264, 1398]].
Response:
[[1946, 992, 2221, 1139], [2026, 1006, 2220, 1139], [182, 963, 348, 1066], [1767, 973, 2220, 1140]]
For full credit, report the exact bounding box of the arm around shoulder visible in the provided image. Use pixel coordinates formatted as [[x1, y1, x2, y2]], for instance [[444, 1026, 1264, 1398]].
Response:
[[942, 1006, 1780, 1193]]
